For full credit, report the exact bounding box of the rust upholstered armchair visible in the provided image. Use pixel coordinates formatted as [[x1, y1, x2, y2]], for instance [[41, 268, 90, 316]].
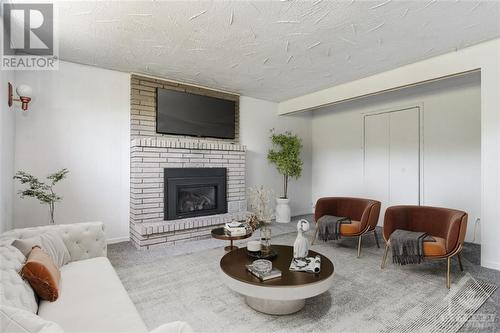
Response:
[[381, 205, 468, 288], [312, 197, 381, 257]]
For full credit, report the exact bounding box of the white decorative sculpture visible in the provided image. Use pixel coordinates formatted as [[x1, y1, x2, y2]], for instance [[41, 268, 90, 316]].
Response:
[[293, 219, 310, 259]]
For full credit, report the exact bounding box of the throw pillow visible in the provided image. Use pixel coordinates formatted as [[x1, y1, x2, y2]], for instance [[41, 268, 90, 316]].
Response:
[[21, 247, 61, 302], [12, 232, 70, 268], [0, 305, 65, 333]]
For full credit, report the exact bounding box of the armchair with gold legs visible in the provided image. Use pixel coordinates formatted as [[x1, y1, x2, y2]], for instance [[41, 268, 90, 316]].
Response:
[[312, 197, 381, 257], [381, 205, 468, 289]]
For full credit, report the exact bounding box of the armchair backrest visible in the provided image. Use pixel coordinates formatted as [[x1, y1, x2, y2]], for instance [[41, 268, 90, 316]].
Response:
[[315, 197, 381, 231], [383, 206, 467, 253]]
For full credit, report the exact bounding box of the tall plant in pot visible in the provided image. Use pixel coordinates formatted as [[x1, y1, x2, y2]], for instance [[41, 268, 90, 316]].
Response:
[[13, 169, 69, 224], [267, 130, 303, 223]]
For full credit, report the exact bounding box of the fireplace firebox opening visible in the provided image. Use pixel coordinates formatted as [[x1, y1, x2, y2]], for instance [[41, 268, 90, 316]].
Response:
[[164, 168, 227, 220]]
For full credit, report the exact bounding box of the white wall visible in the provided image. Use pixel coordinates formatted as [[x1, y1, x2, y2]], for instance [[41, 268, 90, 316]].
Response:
[[0, 71, 16, 233], [240, 96, 312, 216], [13, 61, 130, 242], [312, 73, 481, 243], [480, 41, 500, 270]]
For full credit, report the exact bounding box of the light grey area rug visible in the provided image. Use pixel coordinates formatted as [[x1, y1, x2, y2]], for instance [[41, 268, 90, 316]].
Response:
[[110, 232, 495, 333]]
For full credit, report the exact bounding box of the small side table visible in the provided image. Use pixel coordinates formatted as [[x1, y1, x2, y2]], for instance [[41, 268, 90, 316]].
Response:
[[211, 227, 252, 252]]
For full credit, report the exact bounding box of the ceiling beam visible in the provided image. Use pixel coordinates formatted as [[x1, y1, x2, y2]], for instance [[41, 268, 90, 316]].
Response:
[[277, 38, 499, 115]]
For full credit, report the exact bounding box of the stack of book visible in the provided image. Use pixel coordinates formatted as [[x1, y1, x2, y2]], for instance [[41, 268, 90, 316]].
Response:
[[224, 222, 247, 236], [246, 265, 282, 281]]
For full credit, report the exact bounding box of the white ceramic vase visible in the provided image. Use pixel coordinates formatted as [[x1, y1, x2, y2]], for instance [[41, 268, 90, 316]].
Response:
[[275, 198, 291, 223]]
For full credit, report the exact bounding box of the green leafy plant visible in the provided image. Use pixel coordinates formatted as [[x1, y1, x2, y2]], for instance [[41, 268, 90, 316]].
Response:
[[14, 169, 69, 224], [267, 130, 303, 199]]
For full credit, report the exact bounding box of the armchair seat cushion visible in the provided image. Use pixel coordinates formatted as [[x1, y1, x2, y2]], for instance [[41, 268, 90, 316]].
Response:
[[339, 221, 362, 235], [423, 236, 447, 257]]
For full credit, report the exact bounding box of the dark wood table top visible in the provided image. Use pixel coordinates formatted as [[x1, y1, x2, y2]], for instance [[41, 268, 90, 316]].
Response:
[[211, 227, 252, 241], [220, 245, 334, 287]]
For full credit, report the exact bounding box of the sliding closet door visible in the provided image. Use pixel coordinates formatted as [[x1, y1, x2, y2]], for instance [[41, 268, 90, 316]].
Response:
[[364, 113, 390, 225], [388, 108, 420, 206], [364, 107, 420, 226]]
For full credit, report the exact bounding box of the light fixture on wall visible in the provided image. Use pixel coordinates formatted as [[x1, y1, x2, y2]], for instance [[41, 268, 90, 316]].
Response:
[[8, 82, 32, 111]]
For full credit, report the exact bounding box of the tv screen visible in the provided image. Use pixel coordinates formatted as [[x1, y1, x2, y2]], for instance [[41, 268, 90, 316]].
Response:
[[156, 88, 236, 139]]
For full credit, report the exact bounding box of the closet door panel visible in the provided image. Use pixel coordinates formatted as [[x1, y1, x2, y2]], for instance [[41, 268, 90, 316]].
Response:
[[389, 108, 420, 206], [364, 113, 390, 226], [364, 108, 420, 226]]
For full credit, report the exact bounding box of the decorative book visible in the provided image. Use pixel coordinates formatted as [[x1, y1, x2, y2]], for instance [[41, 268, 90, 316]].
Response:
[[245, 265, 282, 281], [224, 222, 248, 236], [289, 255, 321, 273]]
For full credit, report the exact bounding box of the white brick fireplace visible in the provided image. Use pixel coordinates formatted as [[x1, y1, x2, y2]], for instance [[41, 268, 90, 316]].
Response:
[[130, 137, 247, 249]]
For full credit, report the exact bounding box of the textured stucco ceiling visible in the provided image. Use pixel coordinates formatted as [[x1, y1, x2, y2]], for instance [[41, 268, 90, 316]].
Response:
[[56, 0, 500, 102]]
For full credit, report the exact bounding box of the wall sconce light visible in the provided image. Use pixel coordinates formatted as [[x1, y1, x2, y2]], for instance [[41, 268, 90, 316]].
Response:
[[8, 82, 32, 111]]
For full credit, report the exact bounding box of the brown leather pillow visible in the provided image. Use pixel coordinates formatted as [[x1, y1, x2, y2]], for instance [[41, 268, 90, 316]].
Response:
[[21, 246, 61, 302]]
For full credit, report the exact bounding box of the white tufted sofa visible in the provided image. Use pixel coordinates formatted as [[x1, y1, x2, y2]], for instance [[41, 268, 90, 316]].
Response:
[[0, 222, 191, 333]]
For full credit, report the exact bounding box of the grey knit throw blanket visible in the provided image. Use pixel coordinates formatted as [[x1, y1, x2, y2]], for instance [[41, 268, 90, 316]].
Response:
[[390, 229, 434, 265], [317, 215, 351, 241]]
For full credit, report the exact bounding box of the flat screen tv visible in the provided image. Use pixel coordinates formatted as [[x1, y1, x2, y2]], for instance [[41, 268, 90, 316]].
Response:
[[156, 88, 236, 139]]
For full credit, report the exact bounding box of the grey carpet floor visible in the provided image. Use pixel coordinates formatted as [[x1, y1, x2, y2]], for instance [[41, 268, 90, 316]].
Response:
[[109, 216, 499, 332]]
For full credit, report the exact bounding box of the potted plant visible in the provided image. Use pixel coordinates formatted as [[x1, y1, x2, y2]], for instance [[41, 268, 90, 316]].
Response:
[[267, 130, 303, 223], [14, 168, 69, 224]]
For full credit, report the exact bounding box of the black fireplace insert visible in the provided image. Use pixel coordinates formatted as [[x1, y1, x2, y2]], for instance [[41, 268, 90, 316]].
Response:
[[164, 168, 227, 220]]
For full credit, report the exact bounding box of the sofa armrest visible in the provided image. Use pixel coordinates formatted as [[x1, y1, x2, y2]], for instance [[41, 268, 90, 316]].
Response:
[[0, 222, 107, 262]]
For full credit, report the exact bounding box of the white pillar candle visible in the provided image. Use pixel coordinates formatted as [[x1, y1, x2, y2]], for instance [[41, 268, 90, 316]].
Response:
[[247, 240, 261, 252]]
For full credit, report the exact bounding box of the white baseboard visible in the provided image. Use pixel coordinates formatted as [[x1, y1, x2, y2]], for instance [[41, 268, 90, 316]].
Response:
[[107, 236, 130, 244], [481, 259, 500, 271]]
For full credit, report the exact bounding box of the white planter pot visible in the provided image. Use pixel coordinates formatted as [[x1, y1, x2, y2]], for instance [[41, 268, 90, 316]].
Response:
[[275, 198, 291, 223]]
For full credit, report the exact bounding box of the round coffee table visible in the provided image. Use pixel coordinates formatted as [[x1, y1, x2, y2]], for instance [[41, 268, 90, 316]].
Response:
[[211, 227, 252, 252], [220, 245, 334, 315]]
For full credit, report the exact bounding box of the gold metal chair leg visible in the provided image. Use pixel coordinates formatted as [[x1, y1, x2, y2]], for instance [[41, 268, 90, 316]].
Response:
[[381, 243, 389, 269], [373, 229, 380, 248], [457, 252, 464, 271], [446, 257, 451, 289], [357, 236, 362, 258]]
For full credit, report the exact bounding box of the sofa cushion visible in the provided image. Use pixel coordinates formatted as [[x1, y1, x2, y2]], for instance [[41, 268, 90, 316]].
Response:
[[12, 232, 71, 268], [21, 247, 61, 302], [0, 305, 64, 333], [0, 246, 38, 313], [38, 257, 147, 333]]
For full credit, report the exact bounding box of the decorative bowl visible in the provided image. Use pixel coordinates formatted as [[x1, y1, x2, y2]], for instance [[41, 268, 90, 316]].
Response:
[[247, 247, 278, 261], [252, 259, 272, 274]]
